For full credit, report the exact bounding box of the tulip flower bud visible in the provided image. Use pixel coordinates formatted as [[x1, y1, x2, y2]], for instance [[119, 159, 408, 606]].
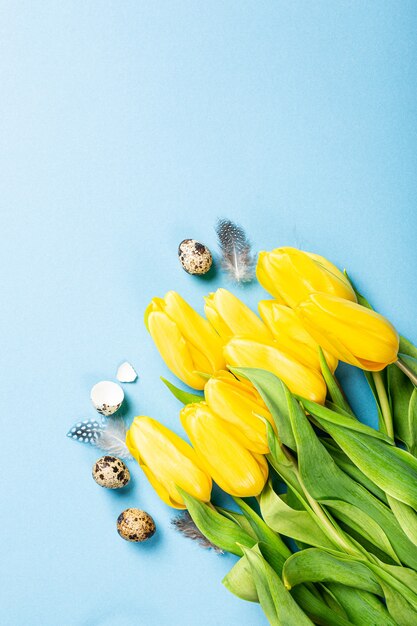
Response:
[[224, 336, 327, 403], [296, 293, 399, 371], [145, 291, 225, 390], [204, 370, 274, 454], [180, 402, 269, 498], [126, 416, 212, 509], [204, 288, 273, 342], [256, 247, 356, 308], [258, 300, 338, 373]]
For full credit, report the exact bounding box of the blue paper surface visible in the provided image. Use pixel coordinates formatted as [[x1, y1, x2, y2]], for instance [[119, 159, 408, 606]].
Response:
[[1, 2, 417, 625]]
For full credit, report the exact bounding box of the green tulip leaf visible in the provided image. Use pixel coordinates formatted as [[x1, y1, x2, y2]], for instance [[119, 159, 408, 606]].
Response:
[[378, 581, 417, 626], [226, 521, 391, 626], [300, 399, 392, 443], [240, 545, 314, 625], [263, 420, 306, 498], [326, 583, 397, 626], [375, 561, 417, 596], [234, 496, 291, 564], [400, 336, 417, 361], [363, 370, 389, 436], [222, 552, 259, 602], [282, 548, 382, 595], [387, 494, 417, 548], [293, 585, 353, 626], [304, 399, 417, 510], [399, 355, 417, 379], [410, 389, 417, 456], [160, 377, 204, 405], [178, 489, 254, 556], [319, 584, 348, 617], [288, 386, 417, 567], [366, 561, 417, 613], [389, 361, 417, 454], [216, 508, 258, 540], [242, 368, 417, 568], [231, 367, 297, 450], [318, 348, 355, 417], [259, 481, 335, 550], [222, 542, 291, 604], [322, 499, 400, 564], [322, 439, 387, 503], [223, 548, 354, 626]]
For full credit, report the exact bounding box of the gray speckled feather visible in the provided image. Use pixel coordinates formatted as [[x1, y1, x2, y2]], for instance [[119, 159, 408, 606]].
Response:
[[215, 218, 255, 282], [171, 511, 224, 554]]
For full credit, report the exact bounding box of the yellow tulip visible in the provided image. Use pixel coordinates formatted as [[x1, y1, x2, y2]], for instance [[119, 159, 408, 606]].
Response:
[[145, 291, 225, 389], [180, 402, 269, 497], [256, 247, 356, 307], [258, 299, 338, 373], [296, 293, 399, 371], [126, 416, 212, 509], [204, 370, 274, 454], [223, 336, 327, 403], [204, 288, 273, 342]]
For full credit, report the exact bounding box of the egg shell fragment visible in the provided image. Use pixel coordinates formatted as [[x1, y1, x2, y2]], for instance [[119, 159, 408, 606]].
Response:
[[91, 381, 124, 416], [116, 361, 138, 383]]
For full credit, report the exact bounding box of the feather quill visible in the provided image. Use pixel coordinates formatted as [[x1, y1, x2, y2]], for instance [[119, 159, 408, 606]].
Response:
[[171, 511, 224, 554], [215, 218, 255, 282], [92, 416, 132, 459]]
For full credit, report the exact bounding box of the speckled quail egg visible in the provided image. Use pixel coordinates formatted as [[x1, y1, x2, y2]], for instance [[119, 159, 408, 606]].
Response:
[[178, 239, 213, 275], [92, 455, 130, 489], [117, 508, 156, 542]]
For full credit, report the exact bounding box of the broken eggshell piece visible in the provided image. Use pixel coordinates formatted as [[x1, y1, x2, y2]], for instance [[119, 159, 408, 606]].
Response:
[[91, 381, 124, 416], [116, 361, 138, 383]]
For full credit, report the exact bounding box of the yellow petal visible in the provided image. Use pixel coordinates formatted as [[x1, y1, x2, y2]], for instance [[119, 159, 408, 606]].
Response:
[[205, 289, 273, 342], [224, 336, 327, 403], [256, 247, 356, 307], [126, 416, 212, 507], [163, 292, 225, 373], [145, 292, 226, 388], [147, 310, 206, 389], [181, 403, 268, 497], [296, 294, 399, 370], [205, 370, 273, 454], [258, 300, 338, 373]]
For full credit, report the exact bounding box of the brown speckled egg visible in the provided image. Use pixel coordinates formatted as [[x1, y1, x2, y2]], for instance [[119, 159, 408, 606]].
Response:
[[178, 239, 213, 275], [92, 455, 130, 489], [117, 508, 156, 542]]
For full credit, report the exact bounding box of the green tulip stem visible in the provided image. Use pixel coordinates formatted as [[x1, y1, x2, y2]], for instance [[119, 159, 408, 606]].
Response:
[[282, 446, 360, 558], [396, 357, 417, 387], [372, 371, 394, 439]]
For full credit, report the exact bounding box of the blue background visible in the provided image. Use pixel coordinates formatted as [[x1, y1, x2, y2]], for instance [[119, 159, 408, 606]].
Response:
[[1, 2, 417, 625]]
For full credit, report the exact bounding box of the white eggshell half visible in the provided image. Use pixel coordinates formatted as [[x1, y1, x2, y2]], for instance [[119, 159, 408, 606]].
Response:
[[90, 381, 124, 416], [116, 361, 138, 383]]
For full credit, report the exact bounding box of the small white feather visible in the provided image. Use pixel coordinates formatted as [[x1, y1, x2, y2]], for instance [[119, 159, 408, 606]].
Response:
[[92, 416, 132, 459]]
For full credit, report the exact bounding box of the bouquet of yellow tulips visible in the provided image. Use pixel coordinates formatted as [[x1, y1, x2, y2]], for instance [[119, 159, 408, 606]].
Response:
[[129, 246, 417, 626]]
